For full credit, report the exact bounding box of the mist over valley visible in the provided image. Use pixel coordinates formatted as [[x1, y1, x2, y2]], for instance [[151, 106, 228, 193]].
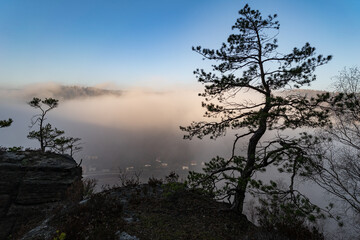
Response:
[[0, 84, 237, 178], [0, 84, 337, 211]]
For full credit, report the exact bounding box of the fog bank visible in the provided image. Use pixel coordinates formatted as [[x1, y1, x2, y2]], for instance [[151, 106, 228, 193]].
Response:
[[0, 84, 238, 172]]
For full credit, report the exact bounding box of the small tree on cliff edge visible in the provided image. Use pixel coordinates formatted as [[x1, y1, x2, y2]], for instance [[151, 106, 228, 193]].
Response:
[[28, 97, 63, 152], [28, 97, 83, 156], [181, 4, 332, 214]]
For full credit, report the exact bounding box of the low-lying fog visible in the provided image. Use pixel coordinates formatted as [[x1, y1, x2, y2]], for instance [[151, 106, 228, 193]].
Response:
[[0, 83, 240, 175], [0, 83, 353, 238]]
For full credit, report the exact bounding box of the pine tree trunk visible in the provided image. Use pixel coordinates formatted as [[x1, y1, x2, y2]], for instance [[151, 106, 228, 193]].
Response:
[[232, 179, 248, 213], [233, 96, 271, 214], [40, 117, 45, 153]]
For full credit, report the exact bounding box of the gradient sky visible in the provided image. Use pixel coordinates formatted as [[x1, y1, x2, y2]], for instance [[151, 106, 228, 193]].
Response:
[[0, 0, 359, 90]]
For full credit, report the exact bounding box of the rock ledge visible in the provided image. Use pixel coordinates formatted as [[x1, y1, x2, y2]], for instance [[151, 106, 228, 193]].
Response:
[[0, 150, 82, 239]]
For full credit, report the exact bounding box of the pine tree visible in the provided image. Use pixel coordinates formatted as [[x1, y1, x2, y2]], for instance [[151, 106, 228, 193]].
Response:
[[181, 4, 332, 214]]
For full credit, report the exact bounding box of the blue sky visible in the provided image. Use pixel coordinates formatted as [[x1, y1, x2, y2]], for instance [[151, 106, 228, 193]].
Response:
[[0, 0, 359, 90]]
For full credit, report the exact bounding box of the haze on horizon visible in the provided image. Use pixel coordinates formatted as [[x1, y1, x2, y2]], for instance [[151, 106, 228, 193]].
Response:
[[0, 84, 240, 171]]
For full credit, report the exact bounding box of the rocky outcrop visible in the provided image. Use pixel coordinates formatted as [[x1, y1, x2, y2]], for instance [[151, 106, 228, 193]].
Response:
[[0, 150, 82, 239]]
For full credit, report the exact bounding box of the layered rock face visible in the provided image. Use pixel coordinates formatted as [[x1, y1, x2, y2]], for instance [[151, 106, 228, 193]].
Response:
[[0, 151, 82, 239]]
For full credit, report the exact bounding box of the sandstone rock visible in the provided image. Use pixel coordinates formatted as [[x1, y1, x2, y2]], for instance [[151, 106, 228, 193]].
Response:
[[116, 231, 139, 240], [19, 218, 56, 240], [0, 150, 82, 239]]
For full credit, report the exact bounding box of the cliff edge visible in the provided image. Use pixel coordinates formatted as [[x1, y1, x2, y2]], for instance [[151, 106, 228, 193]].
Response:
[[0, 150, 82, 239]]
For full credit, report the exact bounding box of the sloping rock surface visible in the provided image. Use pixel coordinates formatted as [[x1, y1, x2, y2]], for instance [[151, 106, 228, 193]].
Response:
[[0, 150, 82, 239]]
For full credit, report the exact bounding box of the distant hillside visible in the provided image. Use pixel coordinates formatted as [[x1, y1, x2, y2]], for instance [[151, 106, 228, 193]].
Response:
[[0, 83, 123, 101], [49, 85, 122, 100], [276, 89, 329, 98]]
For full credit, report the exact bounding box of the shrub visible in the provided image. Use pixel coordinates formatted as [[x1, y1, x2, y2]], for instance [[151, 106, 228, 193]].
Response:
[[7, 146, 23, 152], [82, 178, 98, 199], [53, 192, 124, 240], [162, 171, 186, 199], [256, 195, 324, 240], [53, 230, 66, 240], [165, 171, 179, 183], [148, 176, 163, 187], [118, 168, 142, 187]]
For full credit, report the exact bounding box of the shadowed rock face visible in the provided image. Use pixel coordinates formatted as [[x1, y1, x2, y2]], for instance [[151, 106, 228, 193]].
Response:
[[0, 150, 82, 239]]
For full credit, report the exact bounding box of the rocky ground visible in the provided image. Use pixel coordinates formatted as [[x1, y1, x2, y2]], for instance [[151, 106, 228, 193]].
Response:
[[1, 151, 322, 240], [17, 181, 297, 240]]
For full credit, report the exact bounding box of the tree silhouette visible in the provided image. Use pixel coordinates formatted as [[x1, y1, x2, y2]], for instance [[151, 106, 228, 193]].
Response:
[[0, 118, 12, 128], [53, 136, 82, 157], [312, 67, 360, 217], [27, 97, 83, 156], [181, 4, 332, 214], [27, 97, 60, 152], [28, 123, 64, 152]]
